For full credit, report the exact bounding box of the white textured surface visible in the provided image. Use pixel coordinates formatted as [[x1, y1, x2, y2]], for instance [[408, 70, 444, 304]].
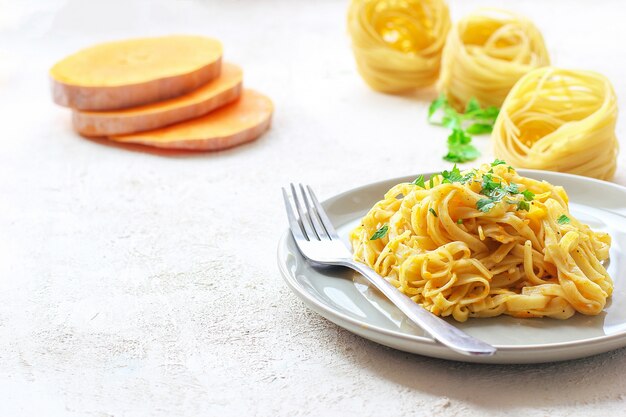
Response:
[[1, 0, 626, 416]]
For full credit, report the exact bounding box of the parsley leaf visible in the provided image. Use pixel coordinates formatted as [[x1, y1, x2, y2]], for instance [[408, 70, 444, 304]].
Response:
[[557, 214, 571, 224], [448, 128, 471, 145], [466, 123, 493, 134], [444, 129, 480, 163], [461, 169, 477, 184], [457, 218, 463, 224], [429, 208, 438, 217], [476, 172, 527, 213], [504, 183, 519, 194], [517, 200, 530, 211], [477, 198, 496, 213], [521, 190, 535, 201], [481, 174, 501, 193], [428, 94, 448, 119], [462, 174, 474, 184], [442, 112, 462, 130], [428, 96, 499, 163], [441, 164, 463, 183], [467, 105, 499, 122], [444, 146, 480, 163], [429, 176, 434, 188], [370, 224, 389, 240], [465, 97, 481, 114], [491, 159, 507, 166], [411, 175, 426, 188]]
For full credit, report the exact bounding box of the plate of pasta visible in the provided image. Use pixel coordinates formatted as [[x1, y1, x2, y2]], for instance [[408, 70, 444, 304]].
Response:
[[277, 163, 626, 363]]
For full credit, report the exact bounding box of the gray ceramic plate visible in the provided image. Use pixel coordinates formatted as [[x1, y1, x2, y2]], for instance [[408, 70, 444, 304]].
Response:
[[277, 170, 626, 364]]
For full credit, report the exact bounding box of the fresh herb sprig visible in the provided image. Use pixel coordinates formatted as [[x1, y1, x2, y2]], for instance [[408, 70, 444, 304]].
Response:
[[428, 95, 500, 163], [444, 129, 479, 163]]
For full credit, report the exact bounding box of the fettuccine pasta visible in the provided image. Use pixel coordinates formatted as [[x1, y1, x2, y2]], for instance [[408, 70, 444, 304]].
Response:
[[493, 67, 619, 180], [438, 8, 549, 110], [350, 163, 612, 322], [347, 0, 451, 93]]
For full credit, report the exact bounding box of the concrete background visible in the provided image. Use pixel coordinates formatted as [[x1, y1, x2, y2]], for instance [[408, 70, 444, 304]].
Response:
[[1, 0, 625, 415]]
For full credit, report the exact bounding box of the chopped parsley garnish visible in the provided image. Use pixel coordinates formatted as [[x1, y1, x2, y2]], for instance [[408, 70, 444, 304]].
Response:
[[481, 174, 501, 193], [429, 164, 531, 214], [557, 214, 571, 224], [461, 169, 477, 183], [477, 198, 496, 213], [370, 224, 389, 240], [428, 95, 500, 163], [411, 174, 426, 188], [429, 176, 434, 189], [475, 169, 533, 213], [521, 190, 535, 201], [429, 208, 438, 217], [504, 183, 519, 194], [491, 159, 507, 167], [517, 201, 530, 211], [430, 166, 476, 187], [457, 218, 463, 224], [441, 164, 464, 183]]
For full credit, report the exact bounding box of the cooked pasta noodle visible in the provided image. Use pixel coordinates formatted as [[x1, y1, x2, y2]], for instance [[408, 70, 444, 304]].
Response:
[[350, 163, 612, 322], [347, 0, 451, 93], [493, 67, 619, 180], [438, 9, 549, 110]]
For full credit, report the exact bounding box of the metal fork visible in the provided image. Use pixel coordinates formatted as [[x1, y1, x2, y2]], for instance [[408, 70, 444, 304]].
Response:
[[282, 184, 497, 357]]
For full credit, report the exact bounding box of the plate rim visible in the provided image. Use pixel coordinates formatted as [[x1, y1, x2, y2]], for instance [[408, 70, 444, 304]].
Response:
[[277, 169, 626, 355]]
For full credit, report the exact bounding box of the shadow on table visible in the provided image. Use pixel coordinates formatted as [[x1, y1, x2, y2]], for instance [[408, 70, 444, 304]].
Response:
[[335, 336, 626, 409], [387, 85, 439, 104], [79, 133, 269, 158]]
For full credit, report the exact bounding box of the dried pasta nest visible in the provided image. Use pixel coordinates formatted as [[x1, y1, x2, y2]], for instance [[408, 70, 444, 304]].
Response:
[[438, 8, 549, 110], [347, 0, 451, 93], [492, 67, 619, 180]]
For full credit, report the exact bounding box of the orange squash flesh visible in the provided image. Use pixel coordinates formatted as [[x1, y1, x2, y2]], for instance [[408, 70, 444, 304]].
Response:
[[50, 36, 223, 110], [72, 63, 243, 137], [109, 89, 273, 151]]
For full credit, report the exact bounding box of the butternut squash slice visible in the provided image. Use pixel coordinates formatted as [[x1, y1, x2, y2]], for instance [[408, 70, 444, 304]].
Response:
[[109, 89, 273, 151], [72, 63, 243, 136], [50, 35, 223, 110]]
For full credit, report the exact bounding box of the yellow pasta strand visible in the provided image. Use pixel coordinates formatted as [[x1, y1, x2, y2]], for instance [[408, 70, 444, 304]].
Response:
[[492, 67, 619, 180], [347, 0, 451, 93], [350, 164, 612, 322], [438, 8, 549, 110]]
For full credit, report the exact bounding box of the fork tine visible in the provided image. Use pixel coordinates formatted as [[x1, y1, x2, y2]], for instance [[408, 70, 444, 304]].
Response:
[[282, 187, 306, 241], [306, 185, 339, 239], [299, 184, 329, 240], [290, 183, 317, 241]]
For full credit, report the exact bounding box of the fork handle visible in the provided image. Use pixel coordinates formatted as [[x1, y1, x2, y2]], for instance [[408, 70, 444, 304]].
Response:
[[343, 260, 497, 356]]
